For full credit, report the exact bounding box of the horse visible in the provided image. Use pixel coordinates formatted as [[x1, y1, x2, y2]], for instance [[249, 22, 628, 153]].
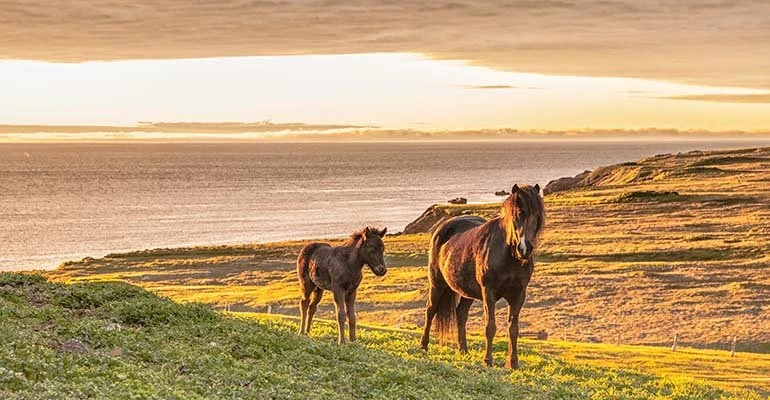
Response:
[[297, 226, 388, 345], [420, 184, 545, 369]]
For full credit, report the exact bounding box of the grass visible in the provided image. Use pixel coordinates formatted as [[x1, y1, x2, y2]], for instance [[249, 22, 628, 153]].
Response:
[[1, 273, 766, 399], [41, 146, 770, 395]]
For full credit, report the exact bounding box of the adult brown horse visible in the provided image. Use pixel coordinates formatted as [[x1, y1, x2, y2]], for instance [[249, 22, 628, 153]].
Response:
[[297, 226, 388, 345], [420, 184, 545, 369]]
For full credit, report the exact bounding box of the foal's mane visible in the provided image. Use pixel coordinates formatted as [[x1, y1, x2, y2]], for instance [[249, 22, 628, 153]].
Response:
[[344, 227, 386, 246], [501, 185, 546, 244]]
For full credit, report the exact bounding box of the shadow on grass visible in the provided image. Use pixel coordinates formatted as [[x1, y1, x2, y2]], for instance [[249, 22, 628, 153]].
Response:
[[578, 248, 743, 262]]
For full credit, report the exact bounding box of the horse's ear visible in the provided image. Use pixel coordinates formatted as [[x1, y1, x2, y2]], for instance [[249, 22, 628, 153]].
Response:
[[534, 184, 540, 193], [512, 184, 520, 193], [363, 226, 371, 239], [378, 227, 387, 237]]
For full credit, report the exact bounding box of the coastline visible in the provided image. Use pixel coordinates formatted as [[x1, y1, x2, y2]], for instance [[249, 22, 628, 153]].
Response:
[[5, 140, 770, 271]]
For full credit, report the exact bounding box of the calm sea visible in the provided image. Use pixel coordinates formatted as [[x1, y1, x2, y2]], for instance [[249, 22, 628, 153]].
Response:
[[2, 139, 769, 271]]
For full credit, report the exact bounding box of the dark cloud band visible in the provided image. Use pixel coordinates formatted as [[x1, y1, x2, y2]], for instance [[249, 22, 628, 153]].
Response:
[[1, 1, 769, 89]]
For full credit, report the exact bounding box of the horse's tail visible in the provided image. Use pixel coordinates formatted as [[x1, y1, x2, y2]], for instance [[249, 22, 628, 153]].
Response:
[[433, 285, 458, 346]]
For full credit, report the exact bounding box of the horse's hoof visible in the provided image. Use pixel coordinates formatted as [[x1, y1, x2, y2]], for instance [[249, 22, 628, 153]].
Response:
[[484, 359, 493, 367], [505, 360, 520, 370]]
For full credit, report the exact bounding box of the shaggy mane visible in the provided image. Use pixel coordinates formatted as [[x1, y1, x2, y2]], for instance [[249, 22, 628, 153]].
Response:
[[501, 184, 546, 245], [344, 226, 386, 246]]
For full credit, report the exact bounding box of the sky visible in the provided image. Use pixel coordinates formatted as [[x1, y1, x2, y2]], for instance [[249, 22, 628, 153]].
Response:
[[1, 0, 770, 133]]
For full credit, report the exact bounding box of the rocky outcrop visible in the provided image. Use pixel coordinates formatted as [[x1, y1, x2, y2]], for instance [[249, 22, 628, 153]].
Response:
[[543, 170, 591, 195], [543, 163, 666, 195], [402, 205, 455, 234]]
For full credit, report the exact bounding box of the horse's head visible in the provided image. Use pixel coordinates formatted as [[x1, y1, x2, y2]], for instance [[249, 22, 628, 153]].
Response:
[[501, 184, 545, 262], [357, 226, 388, 276]]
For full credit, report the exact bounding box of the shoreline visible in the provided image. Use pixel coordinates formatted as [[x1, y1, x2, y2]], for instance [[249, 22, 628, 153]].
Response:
[[5, 142, 770, 272]]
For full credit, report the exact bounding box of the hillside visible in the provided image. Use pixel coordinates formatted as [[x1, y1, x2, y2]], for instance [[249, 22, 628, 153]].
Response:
[[44, 146, 770, 393], [1, 273, 766, 399]]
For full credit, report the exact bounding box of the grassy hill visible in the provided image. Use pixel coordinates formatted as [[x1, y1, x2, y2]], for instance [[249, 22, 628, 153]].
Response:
[[1, 273, 766, 399], [42, 146, 770, 395]]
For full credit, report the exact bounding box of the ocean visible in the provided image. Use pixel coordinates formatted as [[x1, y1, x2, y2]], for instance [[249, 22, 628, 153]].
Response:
[[2, 139, 769, 271]]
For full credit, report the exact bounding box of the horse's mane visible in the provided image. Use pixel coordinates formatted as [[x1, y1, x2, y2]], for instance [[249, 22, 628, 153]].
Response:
[[501, 184, 546, 245], [344, 227, 387, 246]]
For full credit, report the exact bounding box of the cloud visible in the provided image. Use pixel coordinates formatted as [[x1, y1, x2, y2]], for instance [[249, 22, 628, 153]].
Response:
[[463, 85, 542, 90], [1, 1, 769, 89], [659, 94, 770, 104], [466, 85, 515, 90], [0, 121, 375, 134]]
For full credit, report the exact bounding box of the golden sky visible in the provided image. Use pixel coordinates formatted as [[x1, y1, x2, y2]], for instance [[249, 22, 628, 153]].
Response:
[[1, 1, 769, 132]]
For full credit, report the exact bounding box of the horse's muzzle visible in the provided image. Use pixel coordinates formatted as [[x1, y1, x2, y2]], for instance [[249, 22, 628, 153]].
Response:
[[514, 239, 533, 262], [371, 265, 387, 276], [514, 248, 532, 263]]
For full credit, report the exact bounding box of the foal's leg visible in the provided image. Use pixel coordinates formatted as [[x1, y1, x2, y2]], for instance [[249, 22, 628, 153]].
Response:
[[332, 289, 347, 345], [298, 284, 314, 335], [481, 288, 497, 366], [504, 289, 526, 369], [305, 288, 324, 334], [346, 290, 357, 342], [456, 297, 474, 353], [420, 283, 447, 350]]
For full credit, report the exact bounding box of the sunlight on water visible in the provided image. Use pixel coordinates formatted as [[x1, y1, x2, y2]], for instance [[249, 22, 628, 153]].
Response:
[[3, 139, 770, 271]]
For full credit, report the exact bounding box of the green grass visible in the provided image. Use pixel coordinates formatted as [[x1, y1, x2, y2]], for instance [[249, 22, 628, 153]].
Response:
[[1, 273, 765, 399]]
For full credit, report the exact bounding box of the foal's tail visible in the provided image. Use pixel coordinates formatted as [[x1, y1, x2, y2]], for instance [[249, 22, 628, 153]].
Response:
[[297, 242, 324, 281]]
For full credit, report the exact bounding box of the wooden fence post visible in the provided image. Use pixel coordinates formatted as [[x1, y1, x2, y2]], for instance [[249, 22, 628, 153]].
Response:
[[730, 336, 736, 357], [267, 304, 272, 314], [671, 332, 679, 351]]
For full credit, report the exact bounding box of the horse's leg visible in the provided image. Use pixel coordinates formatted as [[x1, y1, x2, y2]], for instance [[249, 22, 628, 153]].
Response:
[[456, 297, 473, 353], [298, 283, 314, 335], [505, 288, 526, 369], [420, 282, 447, 350], [346, 290, 357, 342], [332, 288, 347, 345], [482, 288, 497, 366], [305, 288, 324, 334]]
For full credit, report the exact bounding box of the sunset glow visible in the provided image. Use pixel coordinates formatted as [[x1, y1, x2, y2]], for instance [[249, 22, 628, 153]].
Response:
[[2, 53, 770, 136]]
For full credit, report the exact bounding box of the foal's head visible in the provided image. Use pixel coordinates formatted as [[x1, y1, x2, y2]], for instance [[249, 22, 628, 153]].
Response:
[[501, 184, 545, 261], [350, 226, 388, 276]]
